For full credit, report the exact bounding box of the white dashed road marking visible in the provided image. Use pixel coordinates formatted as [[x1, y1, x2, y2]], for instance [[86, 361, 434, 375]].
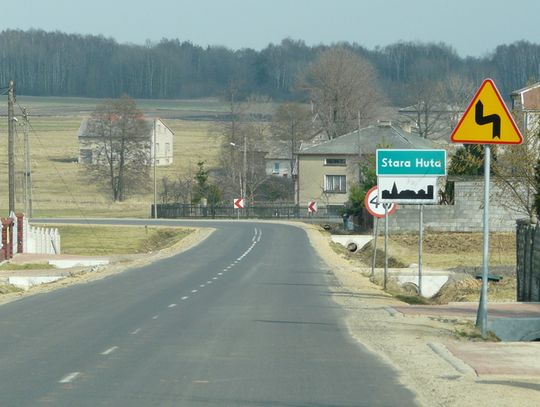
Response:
[[181, 296, 189, 300], [168, 303, 177, 308], [59, 372, 81, 384], [131, 328, 141, 335], [100, 346, 119, 356]]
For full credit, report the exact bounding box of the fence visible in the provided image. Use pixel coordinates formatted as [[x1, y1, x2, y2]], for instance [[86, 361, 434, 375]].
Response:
[[0, 213, 60, 260], [153, 203, 345, 221], [23, 218, 61, 255], [516, 218, 540, 301]]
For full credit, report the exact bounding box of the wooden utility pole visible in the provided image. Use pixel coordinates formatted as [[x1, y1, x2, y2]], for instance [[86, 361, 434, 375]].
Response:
[[22, 107, 33, 217], [7, 80, 15, 214]]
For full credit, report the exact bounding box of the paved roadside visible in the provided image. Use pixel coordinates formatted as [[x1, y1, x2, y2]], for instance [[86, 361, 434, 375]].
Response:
[[302, 224, 540, 407]]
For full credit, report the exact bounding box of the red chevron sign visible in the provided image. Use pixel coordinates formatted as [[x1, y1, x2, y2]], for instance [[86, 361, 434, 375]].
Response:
[[234, 198, 245, 209]]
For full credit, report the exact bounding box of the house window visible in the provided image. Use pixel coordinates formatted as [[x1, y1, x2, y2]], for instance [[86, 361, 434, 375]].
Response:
[[165, 142, 170, 153], [273, 162, 280, 174], [325, 175, 346, 193], [79, 149, 93, 164], [325, 158, 346, 166]]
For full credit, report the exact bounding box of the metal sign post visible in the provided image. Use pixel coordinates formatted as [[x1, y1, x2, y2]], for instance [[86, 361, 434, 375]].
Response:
[[476, 145, 491, 337], [418, 204, 424, 297], [371, 216, 379, 279], [384, 205, 388, 290]]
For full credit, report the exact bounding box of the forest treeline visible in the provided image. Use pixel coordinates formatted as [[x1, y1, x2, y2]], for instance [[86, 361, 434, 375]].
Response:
[[0, 29, 539, 105]]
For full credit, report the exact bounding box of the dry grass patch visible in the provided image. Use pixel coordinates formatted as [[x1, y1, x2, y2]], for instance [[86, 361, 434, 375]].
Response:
[[37, 224, 193, 256], [0, 115, 221, 218]]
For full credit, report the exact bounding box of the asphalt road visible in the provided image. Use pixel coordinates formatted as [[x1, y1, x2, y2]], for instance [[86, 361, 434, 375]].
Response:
[[0, 220, 417, 406]]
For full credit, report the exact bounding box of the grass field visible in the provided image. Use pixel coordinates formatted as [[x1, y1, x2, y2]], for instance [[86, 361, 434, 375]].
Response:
[[0, 98, 232, 217], [34, 224, 193, 256], [0, 95, 280, 218]]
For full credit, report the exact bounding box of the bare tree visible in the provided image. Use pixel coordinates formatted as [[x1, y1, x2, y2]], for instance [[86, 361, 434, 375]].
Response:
[[400, 79, 445, 138], [298, 47, 385, 139], [217, 90, 273, 202], [83, 95, 151, 201], [493, 126, 538, 217], [271, 102, 312, 174], [400, 74, 475, 139]]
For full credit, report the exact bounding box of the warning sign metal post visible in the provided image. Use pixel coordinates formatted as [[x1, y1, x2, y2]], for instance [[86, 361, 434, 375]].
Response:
[[450, 78, 523, 338]]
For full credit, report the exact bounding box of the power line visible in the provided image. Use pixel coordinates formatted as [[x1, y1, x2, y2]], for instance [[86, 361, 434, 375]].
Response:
[[24, 115, 107, 252]]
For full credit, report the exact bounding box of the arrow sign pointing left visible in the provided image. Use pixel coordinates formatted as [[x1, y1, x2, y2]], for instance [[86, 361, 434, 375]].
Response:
[[234, 198, 245, 209], [308, 201, 317, 213]]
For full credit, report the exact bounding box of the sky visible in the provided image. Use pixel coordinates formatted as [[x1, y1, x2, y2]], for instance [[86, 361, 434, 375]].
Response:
[[3, 0, 539, 57]]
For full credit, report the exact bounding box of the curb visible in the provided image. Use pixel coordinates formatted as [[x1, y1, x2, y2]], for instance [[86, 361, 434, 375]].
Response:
[[427, 342, 476, 376]]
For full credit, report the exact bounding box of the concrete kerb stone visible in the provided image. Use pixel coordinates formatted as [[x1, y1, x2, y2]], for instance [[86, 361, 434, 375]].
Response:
[[427, 342, 477, 376]]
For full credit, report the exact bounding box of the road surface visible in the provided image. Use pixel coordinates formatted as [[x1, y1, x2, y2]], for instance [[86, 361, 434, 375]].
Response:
[[0, 220, 417, 406]]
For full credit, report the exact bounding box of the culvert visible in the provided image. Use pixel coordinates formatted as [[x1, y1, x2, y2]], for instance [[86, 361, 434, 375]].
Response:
[[489, 318, 540, 341]]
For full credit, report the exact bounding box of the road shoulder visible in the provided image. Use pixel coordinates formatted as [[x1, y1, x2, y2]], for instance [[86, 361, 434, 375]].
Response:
[[299, 222, 540, 407], [0, 227, 215, 305]]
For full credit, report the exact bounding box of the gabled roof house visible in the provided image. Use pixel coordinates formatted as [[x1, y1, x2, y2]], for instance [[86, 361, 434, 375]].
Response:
[[78, 117, 174, 166], [297, 122, 435, 208]]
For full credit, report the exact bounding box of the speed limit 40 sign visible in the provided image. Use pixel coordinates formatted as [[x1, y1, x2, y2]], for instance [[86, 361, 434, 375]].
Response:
[[364, 186, 397, 218]]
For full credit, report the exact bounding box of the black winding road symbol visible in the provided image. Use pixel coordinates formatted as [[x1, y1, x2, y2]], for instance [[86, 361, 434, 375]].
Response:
[[475, 100, 500, 139]]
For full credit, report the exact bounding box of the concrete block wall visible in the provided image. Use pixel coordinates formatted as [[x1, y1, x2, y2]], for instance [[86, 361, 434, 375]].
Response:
[[386, 180, 527, 232]]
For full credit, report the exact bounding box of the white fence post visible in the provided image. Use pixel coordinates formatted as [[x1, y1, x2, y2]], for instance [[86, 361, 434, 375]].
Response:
[[20, 222, 61, 255]]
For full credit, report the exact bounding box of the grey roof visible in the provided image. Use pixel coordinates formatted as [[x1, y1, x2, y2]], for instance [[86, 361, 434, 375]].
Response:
[[398, 102, 459, 114], [265, 140, 292, 160], [511, 82, 540, 96], [298, 124, 435, 155]]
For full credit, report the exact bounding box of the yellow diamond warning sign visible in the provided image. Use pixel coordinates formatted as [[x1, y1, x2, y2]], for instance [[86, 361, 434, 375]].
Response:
[[450, 78, 523, 145]]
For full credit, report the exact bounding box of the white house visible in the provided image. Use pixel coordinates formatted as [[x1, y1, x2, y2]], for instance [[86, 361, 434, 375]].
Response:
[[78, 117, 174, 166], [511, 82, 540, 135]]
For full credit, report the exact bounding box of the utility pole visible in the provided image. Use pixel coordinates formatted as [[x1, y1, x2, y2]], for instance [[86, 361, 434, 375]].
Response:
[[242, 132, 247, 200], [7, 80, 15, 214], [22, 107, 33, 217], [153, 119, 157, 219]]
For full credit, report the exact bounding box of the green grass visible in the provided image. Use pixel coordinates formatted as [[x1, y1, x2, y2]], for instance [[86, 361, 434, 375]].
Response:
[[0, 263, 56, 270], [38, 224, 193, 256], [0, 284, 23, 294]]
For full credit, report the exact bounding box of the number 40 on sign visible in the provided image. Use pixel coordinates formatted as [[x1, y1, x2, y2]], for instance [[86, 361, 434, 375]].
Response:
[[364, 186, 397, 218]]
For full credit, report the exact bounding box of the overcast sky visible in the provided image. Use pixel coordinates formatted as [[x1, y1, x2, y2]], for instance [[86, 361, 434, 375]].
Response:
[[4, 0, 538, 57]]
